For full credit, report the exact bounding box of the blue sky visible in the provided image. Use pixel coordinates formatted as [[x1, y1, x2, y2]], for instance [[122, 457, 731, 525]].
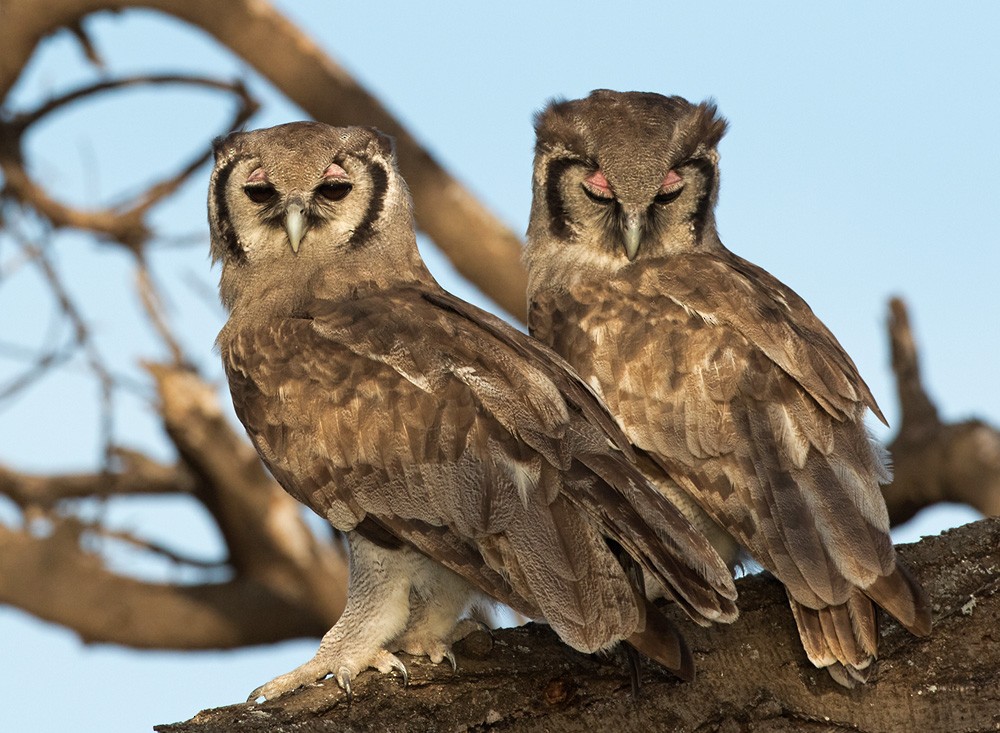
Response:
[[0, 3, 995, 730]]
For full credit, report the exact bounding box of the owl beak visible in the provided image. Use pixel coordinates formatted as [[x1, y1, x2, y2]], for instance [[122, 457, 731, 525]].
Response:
[[285, 198, 307, 254], [623, 210, 643, 261]]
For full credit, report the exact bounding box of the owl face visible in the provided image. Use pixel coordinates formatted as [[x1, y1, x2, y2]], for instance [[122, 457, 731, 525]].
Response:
[[208, 122, 420, 311], [209, 122, 400, 269], [525, 90, 728, 283]]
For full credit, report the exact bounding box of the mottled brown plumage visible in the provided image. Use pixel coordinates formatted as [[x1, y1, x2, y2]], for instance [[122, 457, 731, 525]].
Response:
[[208, 121, 737, 700], [524, 90, 931, 686]]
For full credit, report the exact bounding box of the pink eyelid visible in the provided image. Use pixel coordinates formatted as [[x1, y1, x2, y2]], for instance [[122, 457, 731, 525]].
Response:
[[246, 167, 269, 184], [584, 169, 612, 194], [322, 162, 350, 180], [661, 169, 683, 188]]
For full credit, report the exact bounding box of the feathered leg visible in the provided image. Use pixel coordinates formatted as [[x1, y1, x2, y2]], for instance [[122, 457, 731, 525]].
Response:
[[392, 555, 483, 670], [249, 532, 414, 702]]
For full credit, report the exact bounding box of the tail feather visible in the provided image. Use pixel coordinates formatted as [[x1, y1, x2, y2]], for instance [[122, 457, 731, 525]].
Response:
[[864, 560, 932, 636], [788, 559, 930, 689], [788, 591, 877, 686], [626, 596, 695, 682]]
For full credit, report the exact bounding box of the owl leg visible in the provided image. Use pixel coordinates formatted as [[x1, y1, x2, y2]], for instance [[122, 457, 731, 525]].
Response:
[[391, 559, 483, 670], [248, 532, 413, 702]]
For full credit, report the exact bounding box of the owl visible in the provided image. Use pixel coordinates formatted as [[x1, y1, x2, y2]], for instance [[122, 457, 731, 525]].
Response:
[[208, 121, 738, 700], [523, 90, 931, 686]]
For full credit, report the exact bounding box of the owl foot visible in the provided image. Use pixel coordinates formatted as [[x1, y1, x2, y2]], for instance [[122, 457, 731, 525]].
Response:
[[395, 618, 489, 671], [248, 648, 408, 703]]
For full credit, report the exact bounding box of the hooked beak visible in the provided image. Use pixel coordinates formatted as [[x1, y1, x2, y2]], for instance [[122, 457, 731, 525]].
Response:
[[284, 197, 307, 254], [623, 209, 643, 261]]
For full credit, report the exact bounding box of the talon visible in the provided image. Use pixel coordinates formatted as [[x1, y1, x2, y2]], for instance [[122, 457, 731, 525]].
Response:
[[389, 656, 410, 687], [445, 650, 457, 672], [247, 686, 265, 704], [337, 668, 354, 703]]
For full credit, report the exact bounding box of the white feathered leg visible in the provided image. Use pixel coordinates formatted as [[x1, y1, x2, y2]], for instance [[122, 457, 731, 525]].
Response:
[[391, 553, 483, 669], [249, 532, 413, 702]]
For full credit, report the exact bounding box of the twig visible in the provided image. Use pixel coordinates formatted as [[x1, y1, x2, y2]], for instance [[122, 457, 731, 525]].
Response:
[[0, 74, 259, 250]]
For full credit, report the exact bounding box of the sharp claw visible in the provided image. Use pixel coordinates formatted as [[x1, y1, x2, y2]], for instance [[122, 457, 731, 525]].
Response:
[[445, 650, 457, 672], [247, 686, 265, 704], [390, 656, 410, 687], [337, 668, 353, 704]]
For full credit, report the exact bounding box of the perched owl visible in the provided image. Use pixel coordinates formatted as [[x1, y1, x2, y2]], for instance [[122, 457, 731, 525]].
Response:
[[208, 121, 738, 701], [524, 90, 931, 686]]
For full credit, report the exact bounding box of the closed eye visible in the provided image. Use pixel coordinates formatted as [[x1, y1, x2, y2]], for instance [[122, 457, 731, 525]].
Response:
[[582, 184, 614, 204], [582, 169, 614, 204], [653, 188, 683, 205], [652, 169, 684, 205]]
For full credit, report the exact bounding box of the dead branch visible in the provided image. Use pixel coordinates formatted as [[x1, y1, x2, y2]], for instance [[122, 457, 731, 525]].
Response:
[[883, 298, 1000, 523], [0, 449, 194, 509], [0, 73, 257, 250], [156, 517, 1000, 733], [147, 363, 347, 623], [0, 519, 329, 649]]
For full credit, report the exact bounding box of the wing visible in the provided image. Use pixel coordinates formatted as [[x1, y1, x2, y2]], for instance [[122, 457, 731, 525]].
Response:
[[221, 284, 736, 655], [531, 252, 894, 610]]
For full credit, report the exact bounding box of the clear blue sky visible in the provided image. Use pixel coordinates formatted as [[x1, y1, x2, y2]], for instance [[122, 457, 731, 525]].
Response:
[[0, 3, 995, 730]]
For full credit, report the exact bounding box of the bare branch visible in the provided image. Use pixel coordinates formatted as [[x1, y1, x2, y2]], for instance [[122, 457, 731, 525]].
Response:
[[65, 19, 105, 69], [883, 298, 1000, 524], [147, 363, 347, 620], [0, 520, 329, 649], [0, 449, 195, 509], [90, 525, 227, 570], [888, 297, 941, 440], [157, 518, 1000, 733], [0, 73, 258, 250], [135, 257, 189, 367]]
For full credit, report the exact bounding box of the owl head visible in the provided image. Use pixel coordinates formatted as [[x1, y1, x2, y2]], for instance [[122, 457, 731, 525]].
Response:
[[525, 90, 728, 287], [208, 122, 420, 310]]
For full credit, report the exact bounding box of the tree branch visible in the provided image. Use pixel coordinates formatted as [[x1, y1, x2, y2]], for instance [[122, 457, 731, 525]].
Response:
[[157, 518, 1000, 732], [0, 520, 329, 649], [0, 74, 257, 251], [883, 298, 1000, 524], [0, 449, 195, 509], [148, 363, 347, 623]]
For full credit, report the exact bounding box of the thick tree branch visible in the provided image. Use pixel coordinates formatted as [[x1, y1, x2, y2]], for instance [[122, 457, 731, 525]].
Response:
[[157, 518, 1000, 732], [0, 521, 329, 649], [883, 298, 1000, 524], [148, 363, 347, 622]]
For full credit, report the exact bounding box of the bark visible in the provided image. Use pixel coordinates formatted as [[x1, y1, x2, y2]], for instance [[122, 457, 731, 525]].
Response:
[[155, 518, 1000, 733]]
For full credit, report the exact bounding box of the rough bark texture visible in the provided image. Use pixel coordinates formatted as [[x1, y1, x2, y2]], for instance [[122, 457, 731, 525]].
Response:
[[156, 518, 1000, 733]]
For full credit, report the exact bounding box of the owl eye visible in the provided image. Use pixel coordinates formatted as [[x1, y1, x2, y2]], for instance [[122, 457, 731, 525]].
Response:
[[316, 181, 353, 202], [653, 169, 684, 205], [582, 169, 614, 203], [244, 184, 278, 204]]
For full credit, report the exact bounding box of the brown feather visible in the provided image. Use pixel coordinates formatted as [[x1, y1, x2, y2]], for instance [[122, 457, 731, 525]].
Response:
[[524, 91, 930, 685]]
